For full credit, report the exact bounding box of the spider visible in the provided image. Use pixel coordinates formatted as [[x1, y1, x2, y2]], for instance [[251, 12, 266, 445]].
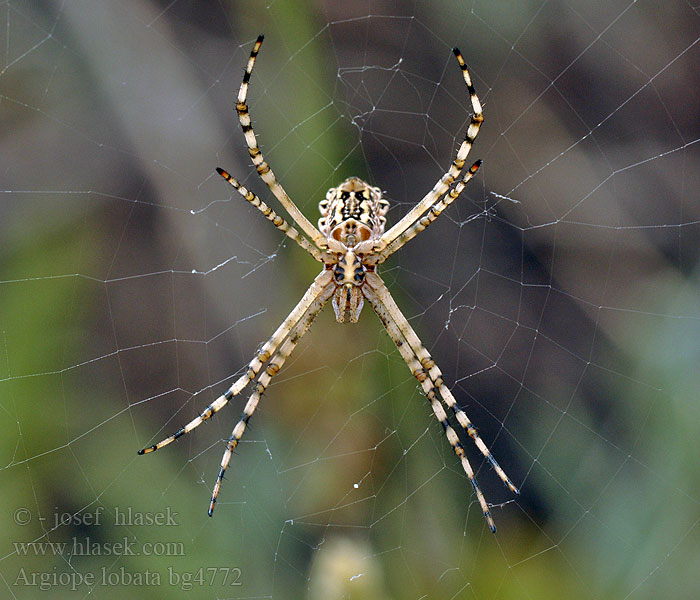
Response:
[[139, 35, 518, 532]]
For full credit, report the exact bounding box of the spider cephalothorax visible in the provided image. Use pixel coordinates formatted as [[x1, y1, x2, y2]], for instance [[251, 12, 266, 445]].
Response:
[[140, 34, 518, 533]]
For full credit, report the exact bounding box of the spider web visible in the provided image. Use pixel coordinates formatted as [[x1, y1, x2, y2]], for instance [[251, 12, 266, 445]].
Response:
[[2, 1, 700, 598]]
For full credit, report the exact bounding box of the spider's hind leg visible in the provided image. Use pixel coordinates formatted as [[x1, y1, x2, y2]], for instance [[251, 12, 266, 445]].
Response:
[[235, 34, 326, 248], [377, 47, 483, 250], [362, 282, 496, 531]]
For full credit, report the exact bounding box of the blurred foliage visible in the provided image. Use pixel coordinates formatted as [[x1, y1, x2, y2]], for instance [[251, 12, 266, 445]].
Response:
[[1, 1, 699, 599]]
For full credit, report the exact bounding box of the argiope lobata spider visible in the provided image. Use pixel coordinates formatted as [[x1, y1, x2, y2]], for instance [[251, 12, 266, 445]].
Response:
[[139, 34, 519, 532]]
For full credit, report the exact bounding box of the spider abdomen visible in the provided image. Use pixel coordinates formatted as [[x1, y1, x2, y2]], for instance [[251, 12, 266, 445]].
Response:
[[319, 177, 389, 244]]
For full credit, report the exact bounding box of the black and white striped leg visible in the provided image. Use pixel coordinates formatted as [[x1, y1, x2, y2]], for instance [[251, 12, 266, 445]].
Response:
[[138, 270, 334, 456], [376, 160, 482, 263], [137, 389, 235, 456], [236, 35, 326, 248], [366, 272, 518, 493], [362, 283, 498, 532], [208, 280, 335, 516], [216, 168, 323, 262], [378, 47, 483, 249]]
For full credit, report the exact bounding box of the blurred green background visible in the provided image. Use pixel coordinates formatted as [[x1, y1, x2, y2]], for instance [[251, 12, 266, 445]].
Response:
[[1, 0, 699, 598]]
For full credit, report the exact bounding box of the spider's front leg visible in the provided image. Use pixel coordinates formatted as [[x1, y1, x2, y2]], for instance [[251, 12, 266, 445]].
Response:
[[362, 271, 517, 532], [208, 277, 335, 515], [216, 168, 324, 262], [374, 160, 482, 264], [137, 270, 334, 456]]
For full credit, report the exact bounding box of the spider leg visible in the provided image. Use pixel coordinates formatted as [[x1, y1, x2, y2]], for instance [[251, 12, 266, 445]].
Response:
[[377, 48, 482, 250], [375, 160, 482, 264], [363, 273, 518, 532], [216, 168, 324, 262], [362, 283, 496, 532], [367, 273, 518, 493], [138, 270, 333, 455], [236, 35, 326, 249], [366, 272, 518, 493], [208, 280, 335, 516]]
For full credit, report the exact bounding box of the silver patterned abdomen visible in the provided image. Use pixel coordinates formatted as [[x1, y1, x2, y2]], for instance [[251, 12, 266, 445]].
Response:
[[318, 177, 389, 246]]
